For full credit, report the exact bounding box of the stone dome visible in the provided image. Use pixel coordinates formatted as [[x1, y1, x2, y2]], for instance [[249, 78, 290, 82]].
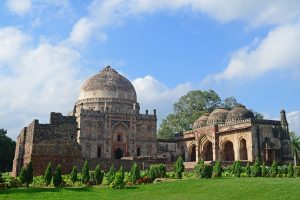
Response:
[[193, 114, 209, 129], [226, 104, 254, 121], [207, 108, 229, 124], [79, 66, 137, 102]]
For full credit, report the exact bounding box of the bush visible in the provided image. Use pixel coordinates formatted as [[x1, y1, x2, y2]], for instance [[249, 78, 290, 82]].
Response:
[[27, 161, 33, 187], [270, 160, 278, 177], [174, 156, 185, 179], [44, 162, 52, 186], [235, 161, 242, 177], [81, 160, 90, 184], [149, 164, 166, 180], [110, 167, 125, 189], [53, 165, 62, 187], [261, 162, 267, 177], [245, 162, 251, 177], [288, 163, 294, 178], [212, 161, 222, 177], [70, 166, 78, 184], [130, 163, 141, 183], [94, 165, 104, 185], [106, 165, 116, 185], [252, 157, 261, 177], [0, 171, 2, 183], [195, 163, 213, 179], [294, 166, 300, 177], [231, 161, 237, 175], [19, 167, 27, 187]]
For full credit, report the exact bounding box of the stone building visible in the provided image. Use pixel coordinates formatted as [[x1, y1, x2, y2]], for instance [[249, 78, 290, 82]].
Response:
[[158, 105, 292, 164], [13, 66, 158, 176]]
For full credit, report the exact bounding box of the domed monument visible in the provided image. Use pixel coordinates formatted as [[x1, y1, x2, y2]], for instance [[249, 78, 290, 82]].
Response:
[[13, 66, 157, 176]]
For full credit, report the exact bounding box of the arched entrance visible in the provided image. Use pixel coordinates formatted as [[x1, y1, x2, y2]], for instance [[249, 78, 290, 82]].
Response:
[[137, 147, 141, 156], [115, 148, 123, 159], [190, 145, 196, 162], [223, 141, 234, 161], [203, 141, 213, 161], [239, 139, 248, 160]]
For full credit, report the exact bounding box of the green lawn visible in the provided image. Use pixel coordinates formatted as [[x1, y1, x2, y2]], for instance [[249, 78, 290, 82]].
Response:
[[1, 178, 299, 200]]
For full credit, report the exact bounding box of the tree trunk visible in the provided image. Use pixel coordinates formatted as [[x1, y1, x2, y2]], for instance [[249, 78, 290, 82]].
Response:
[[294, 153, 297, 166]]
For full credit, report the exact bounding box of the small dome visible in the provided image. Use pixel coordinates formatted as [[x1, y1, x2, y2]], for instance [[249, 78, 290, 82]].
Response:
[[208, 108, 229, 124], [226, 104, 254, 121], [79, 66, 137, 102], [193, 114, 209, 129]]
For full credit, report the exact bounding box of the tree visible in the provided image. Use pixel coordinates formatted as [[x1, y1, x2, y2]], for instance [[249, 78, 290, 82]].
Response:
[[221, 97, 239, 110], [70, 166, 78, 185], [158, 90, 221, 138], [289, 132, 300, 166], [252, 157, 261, 177], [106, 165, 116, 185], [20, 166, 28, 187], [0, 129, 16, 172], [81, 160, 90, 184], [53, 165, 62, 187], [130, 163, 141, 183], [174, 156, 185, 179], [44, 162, 52, 186], [288, 162, 294, 178], [245, 162, 251, 177], [26, 161, 33, 187], [270, 160, 278, 177], [94, 165, 104, 185]]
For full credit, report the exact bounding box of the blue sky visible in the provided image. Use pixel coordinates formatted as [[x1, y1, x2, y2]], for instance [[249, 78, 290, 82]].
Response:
[[0, 0, 300, 139]]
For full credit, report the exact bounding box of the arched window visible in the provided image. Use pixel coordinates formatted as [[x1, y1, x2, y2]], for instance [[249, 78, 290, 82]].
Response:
[[137, 147, 141, 156], [97, 146, 101, 158]]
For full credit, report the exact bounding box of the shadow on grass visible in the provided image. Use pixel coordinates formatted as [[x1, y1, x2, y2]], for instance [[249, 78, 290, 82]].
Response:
[[0, 187, 92, 195]]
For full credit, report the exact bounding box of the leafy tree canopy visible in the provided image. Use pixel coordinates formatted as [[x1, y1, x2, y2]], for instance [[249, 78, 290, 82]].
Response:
[[158, 90, 263, 139], [0, 129, 16, 172]]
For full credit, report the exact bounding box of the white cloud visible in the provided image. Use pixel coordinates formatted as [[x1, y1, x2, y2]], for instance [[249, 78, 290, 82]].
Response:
[[287, 111, 300, 136], [0, 27, 82, 139], [6, 0, 32, 16], [132, 75, 192, 125], [204, 23, 300, 82]]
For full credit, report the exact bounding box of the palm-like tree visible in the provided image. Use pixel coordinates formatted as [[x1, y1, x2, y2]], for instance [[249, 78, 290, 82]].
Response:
[[289, 132, 300, 166]]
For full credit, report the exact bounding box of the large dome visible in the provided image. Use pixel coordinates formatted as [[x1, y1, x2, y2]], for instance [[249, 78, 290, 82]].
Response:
[[207, 108, 229, 124], [193, 114, 209, 129], [226, 104, 254, 121], [79, 66, 137, 102]]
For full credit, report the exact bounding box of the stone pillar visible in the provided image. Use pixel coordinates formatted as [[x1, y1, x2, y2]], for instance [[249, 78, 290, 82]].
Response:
[[234, 142, 239, 161], [196, 145, 199, 162]]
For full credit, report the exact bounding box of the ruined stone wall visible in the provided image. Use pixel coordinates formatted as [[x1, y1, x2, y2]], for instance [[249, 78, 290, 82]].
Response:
[[12, 113, 83, 176]]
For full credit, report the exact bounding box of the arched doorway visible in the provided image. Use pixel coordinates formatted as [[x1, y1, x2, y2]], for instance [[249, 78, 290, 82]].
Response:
[[223, 141, 234, 161], [137, 147, 141, 156], [203, 141, 213, 161], [190, 145, 196, 162], [239, 139, 248, 160], [115, 148, 123, 159]]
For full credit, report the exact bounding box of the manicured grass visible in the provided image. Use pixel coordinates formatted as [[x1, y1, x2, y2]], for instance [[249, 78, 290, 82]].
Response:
[[1, 177, 299, 200]]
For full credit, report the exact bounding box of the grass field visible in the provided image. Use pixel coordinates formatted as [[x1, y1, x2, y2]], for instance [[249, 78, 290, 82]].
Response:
[[1, 177, 299, 200]]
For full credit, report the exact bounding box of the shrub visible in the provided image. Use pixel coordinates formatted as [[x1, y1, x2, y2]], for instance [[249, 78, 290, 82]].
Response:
[[27, 161, 33, 187], [212, 161, 222, 177], [195, 163, 213, 179], [81, 160, 90, 184], [288, 163, 294, 178], [149, 164, 166, 180], [44, 162, 52, 186], [110, 167, 125, 189], [245, 162, 251, 177], [130, 163, 141, 183], [0, 171, 2, 183], [174, 156, 185, 179], [19, 167, 28, 187], [53, 165, 62, 187], [106, 165, 116, 185], [166, 172, 176, 179], [94, 165, 104, 185], [294, 166, 300, 177], [270, 160, 278, 177], [261, 162, 267, 177], [252, 157, 261, 177], [235, 161, 242, 177], [231, 161, 237, 175], [70, 166, 78, 184]]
